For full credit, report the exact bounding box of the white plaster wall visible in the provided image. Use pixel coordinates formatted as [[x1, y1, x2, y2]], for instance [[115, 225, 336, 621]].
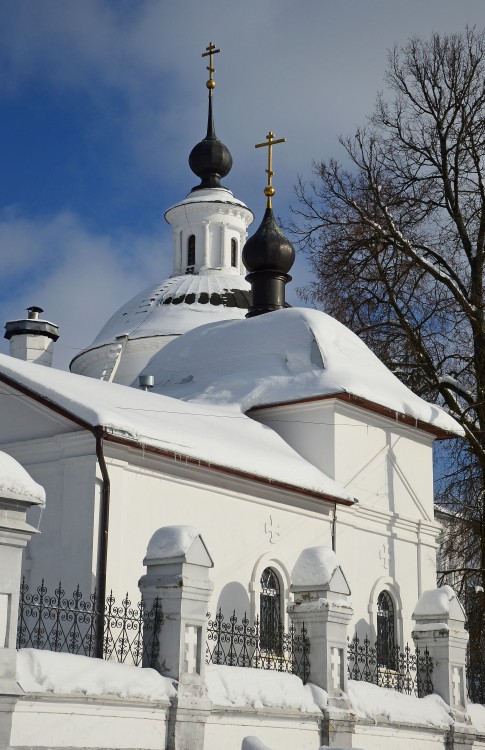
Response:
[[251, 398, 440, 644], [354, 720, 453, 750], [8, 695, 169, 749], [205, 707, 322, 750], [104, 450, 334, 623]]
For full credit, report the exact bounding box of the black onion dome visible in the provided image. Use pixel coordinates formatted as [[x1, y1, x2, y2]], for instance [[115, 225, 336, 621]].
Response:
[[189, 94, 233, 190], [242, 207, 295, 274]]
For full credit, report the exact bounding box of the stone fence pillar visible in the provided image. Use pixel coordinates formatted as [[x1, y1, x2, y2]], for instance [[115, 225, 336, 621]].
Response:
[[138, 525, 214, 750], [0, 464, 44, 696], [288, 546, 353, 706], [412, 585, 469, 723]]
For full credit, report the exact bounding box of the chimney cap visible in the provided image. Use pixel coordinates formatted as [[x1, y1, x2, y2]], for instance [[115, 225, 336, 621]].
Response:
[[27, 306, 44, 320]]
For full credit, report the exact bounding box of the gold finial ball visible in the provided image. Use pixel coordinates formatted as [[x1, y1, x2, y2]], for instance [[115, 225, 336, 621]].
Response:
[[264, 186, 276, 198], [206, 79, 216, 89]]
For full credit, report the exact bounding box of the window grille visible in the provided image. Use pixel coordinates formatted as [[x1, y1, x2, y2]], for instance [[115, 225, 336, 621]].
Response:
[[377, 590, 396, 669], [187, 235, 196, 267], [260, 568, 282, 652], [231, 238, 237, 267]]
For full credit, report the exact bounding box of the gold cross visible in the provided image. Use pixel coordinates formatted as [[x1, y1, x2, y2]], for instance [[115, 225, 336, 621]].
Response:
[[255, 131, 286, 208], [201, 41, 220, 90]]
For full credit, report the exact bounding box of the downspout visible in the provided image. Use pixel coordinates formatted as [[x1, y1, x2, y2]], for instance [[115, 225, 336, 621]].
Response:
[[332, 501, 337, 552], [94, 426, 110, 659]]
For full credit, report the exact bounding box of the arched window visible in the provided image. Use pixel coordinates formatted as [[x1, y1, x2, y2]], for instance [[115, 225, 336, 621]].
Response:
[[231, 238, 238, 267], [187, 235, 196, 268], [377, 590, 396, 669], [260, 567, 282, 652]]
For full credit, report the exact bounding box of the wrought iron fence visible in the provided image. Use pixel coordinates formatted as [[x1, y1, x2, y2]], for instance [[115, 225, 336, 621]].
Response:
[[17, 578, 162, 668], [347, 635, 433, 697], [206, 609, 310, 683]]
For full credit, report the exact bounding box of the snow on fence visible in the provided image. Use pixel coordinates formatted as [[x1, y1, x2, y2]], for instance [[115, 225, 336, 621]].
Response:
[[16, 577, 162, 667], [206, 609, 310, 684], [347, 634, 434, 697]]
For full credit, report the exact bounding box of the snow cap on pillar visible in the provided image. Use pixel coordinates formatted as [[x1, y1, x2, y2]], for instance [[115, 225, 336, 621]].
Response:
[[291, 545, 351, 601], [188, 42, 232, 191], [144, 524, 213, 567], [242, 131, 295, 317]]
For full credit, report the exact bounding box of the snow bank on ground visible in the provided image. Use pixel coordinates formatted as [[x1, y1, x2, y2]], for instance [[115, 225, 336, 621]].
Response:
[[469, 703, 485, 733], [145, 308, 462, 435], [0, 450, 45, 504], [348, 680, 453, 728], [146, 524, 200, 559], [17, 649, 176, 701], [206, 665, 327, 712], [292, 546, 339, 586], [0, 354, 352, 502]]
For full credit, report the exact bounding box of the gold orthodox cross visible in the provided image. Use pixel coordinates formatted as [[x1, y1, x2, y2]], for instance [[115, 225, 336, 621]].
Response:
[[255, 131, 286, 208], [202, 41, 220, 90]]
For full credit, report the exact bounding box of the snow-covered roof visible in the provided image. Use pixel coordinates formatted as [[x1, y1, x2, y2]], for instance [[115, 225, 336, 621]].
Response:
[[143, 307, 463, 437], [0, 353, 353, 503], [74, 273, 251, 353], [0, 450, 45, 505]]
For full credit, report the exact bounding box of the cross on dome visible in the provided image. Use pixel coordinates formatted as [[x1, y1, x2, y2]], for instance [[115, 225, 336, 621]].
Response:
[[201, 41, 220, 91], [255, 131, 287, 208]]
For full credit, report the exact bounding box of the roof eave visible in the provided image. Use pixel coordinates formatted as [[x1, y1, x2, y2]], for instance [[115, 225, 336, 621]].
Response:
[[248, 391, 462, 441]]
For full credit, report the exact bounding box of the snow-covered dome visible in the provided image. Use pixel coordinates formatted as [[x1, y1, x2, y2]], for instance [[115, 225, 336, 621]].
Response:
[[70, 84, 254, 386], [70, 271, 251, 385]]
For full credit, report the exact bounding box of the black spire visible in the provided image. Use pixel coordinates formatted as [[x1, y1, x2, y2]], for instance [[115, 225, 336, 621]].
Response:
[[242, 131, 295, 317], [188, 93, 233, 190], [188, 42, 232, 191]]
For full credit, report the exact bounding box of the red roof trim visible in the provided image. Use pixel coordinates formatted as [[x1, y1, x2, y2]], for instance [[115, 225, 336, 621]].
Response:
[[0, 371, 354, 507], [248, 392, 456, 440]]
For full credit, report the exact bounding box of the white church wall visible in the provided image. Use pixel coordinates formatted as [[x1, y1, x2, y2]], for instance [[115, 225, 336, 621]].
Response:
[[251, 397, 440, 645], [102, 443, 335, 621], [335, 504, 439, 645]]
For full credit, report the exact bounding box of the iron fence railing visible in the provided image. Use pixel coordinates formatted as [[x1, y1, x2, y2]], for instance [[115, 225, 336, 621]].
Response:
[[347, 635, 434, 697], [206, 609, 310, 683], [17, 578, 162, 668]]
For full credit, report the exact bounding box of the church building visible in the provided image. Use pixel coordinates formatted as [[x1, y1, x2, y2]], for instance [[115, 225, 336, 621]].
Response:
[[0, 44, 463, 667]]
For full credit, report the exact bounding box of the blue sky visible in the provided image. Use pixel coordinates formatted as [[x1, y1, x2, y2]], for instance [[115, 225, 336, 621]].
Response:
[[1, 0, 484, 369]]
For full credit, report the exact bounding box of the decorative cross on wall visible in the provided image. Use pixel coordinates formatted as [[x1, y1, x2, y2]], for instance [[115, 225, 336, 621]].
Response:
[[330, 647, 341, 690], [452, 667, 462, 706], [184, 625, 199, 674], [265, 515, 280, 544], [379, 543, 390, 570]]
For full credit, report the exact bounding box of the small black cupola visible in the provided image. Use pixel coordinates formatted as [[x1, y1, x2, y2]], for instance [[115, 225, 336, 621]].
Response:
[[242, 131, 295, 318], [189, 42, 233, 191]]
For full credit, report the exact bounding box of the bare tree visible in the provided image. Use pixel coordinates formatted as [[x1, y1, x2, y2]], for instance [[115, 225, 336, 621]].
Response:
[[289, 28, 485, 697]]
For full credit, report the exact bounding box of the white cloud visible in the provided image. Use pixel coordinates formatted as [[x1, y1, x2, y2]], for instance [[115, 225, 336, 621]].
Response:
[[0, 210, 171, 370]]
